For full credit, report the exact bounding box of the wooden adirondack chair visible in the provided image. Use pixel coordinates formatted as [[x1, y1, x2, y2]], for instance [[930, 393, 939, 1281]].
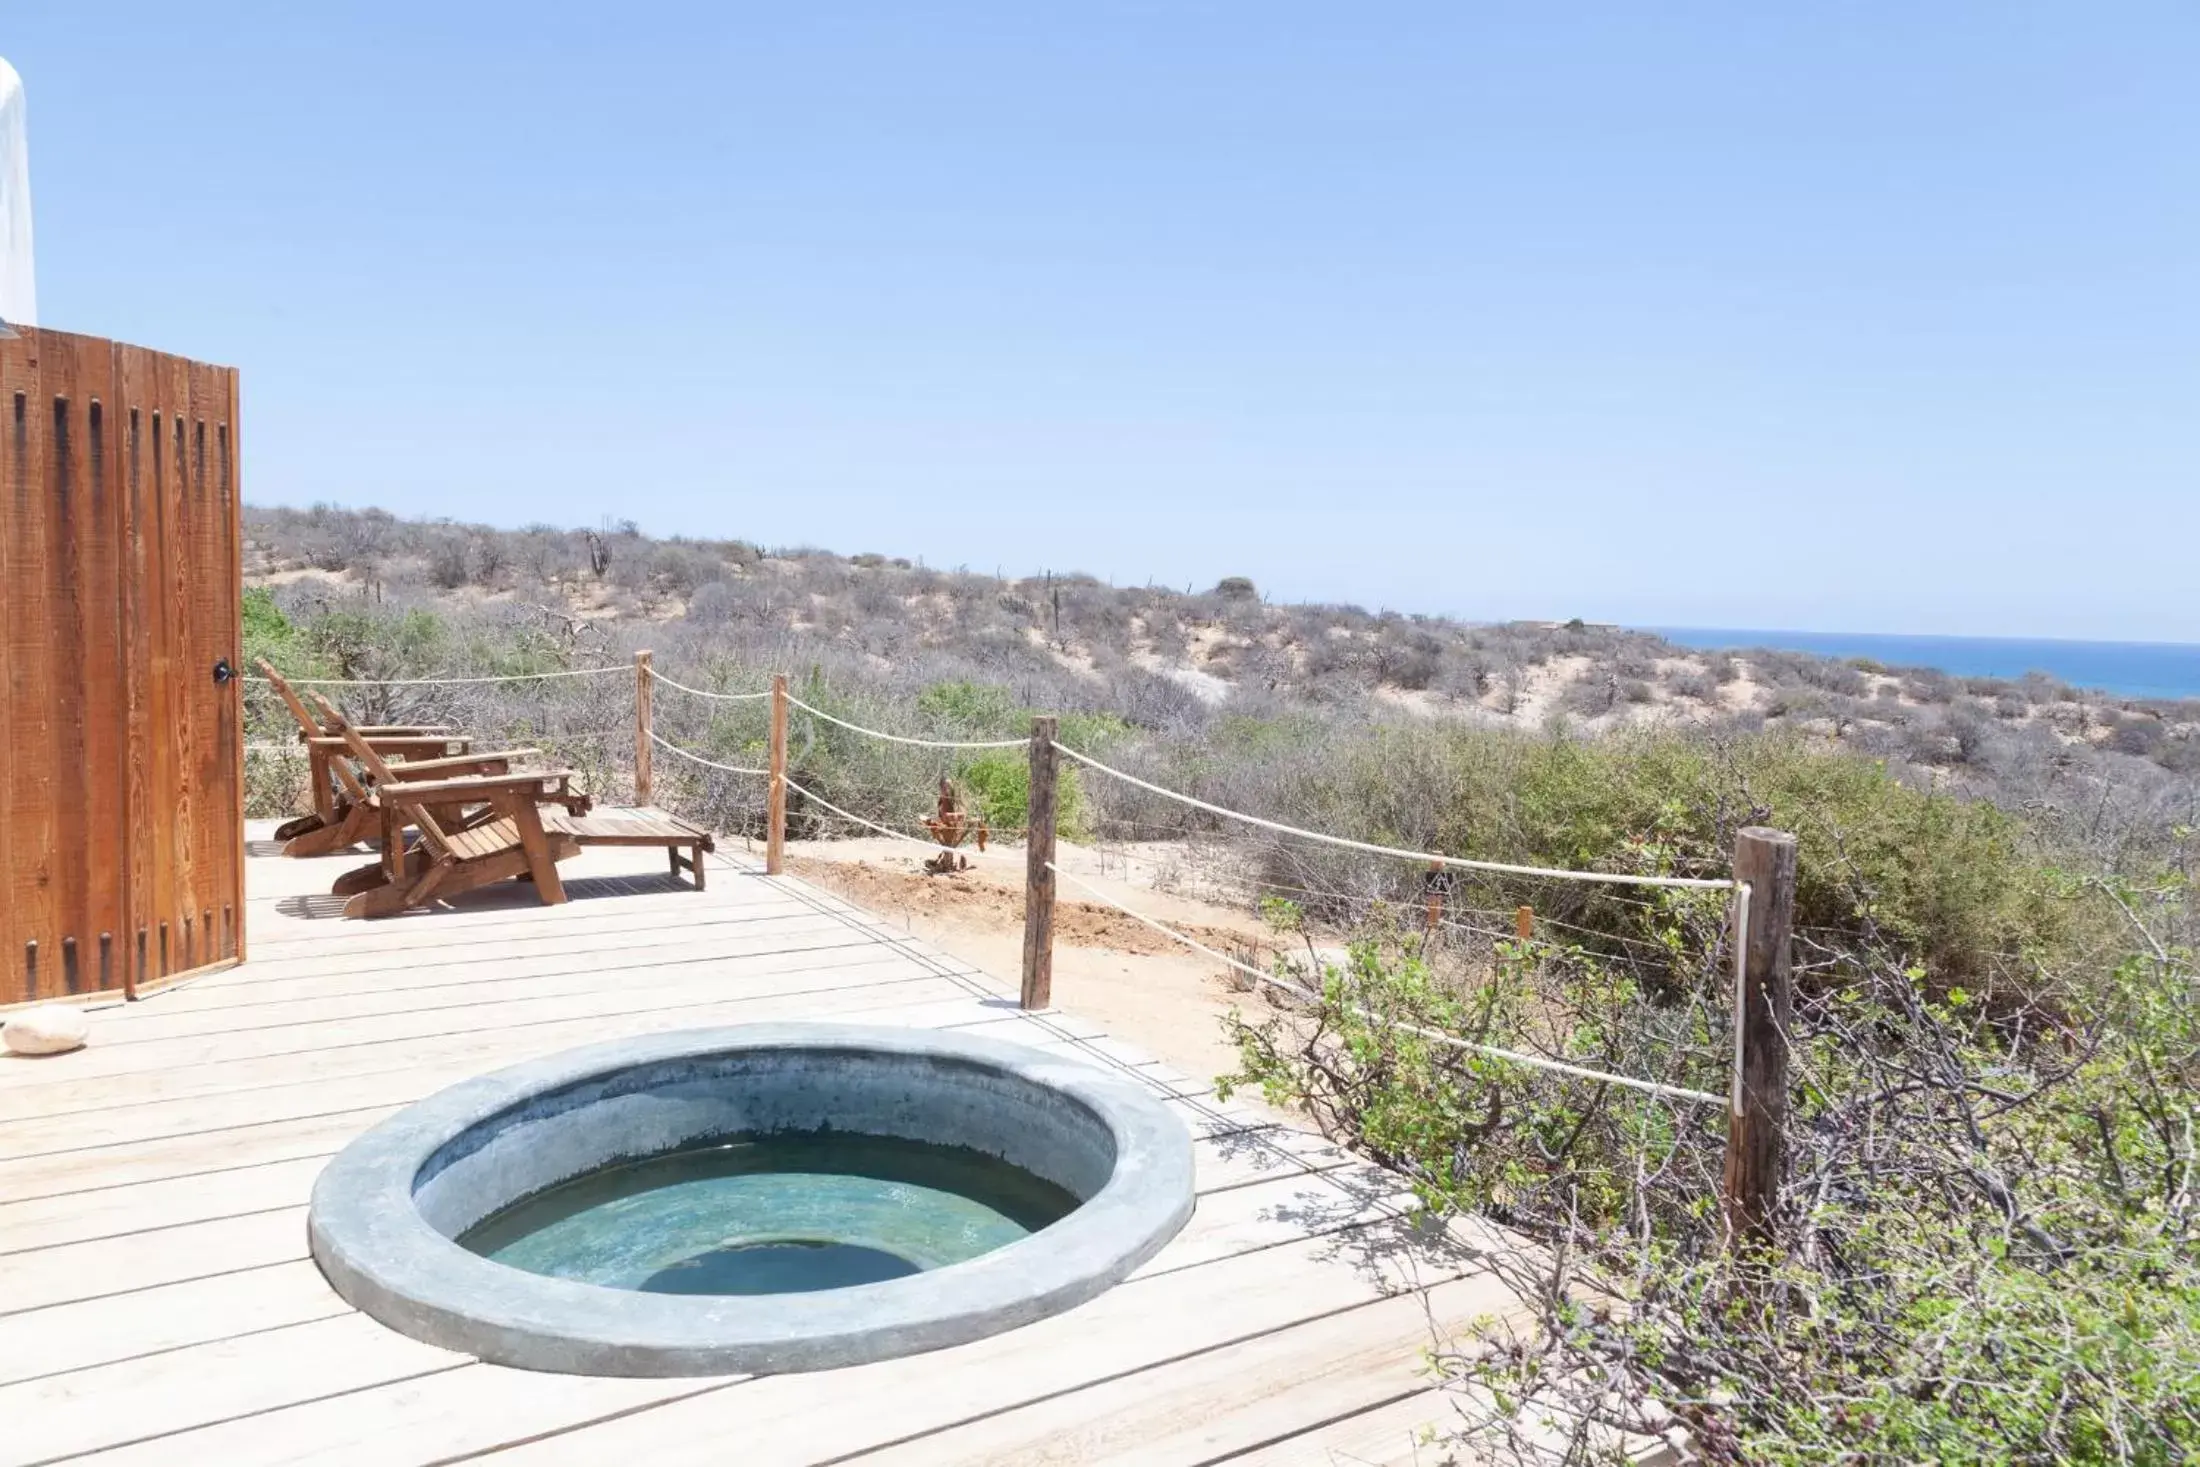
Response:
[[258, 659, 496, 856], [314, 699, 589, 919]]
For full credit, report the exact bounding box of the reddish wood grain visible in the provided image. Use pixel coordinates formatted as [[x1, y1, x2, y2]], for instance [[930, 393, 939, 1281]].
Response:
[[0, 328, 243, 1006]]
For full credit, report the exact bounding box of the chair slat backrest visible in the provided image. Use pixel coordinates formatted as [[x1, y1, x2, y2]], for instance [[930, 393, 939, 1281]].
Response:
[[268, 661, 372, 803], [311, 695, 457, 856], [257, 659, 329, 737]]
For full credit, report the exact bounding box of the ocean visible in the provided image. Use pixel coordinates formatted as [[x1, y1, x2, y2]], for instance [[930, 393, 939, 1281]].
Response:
[[1647, 628, 2200, 703]]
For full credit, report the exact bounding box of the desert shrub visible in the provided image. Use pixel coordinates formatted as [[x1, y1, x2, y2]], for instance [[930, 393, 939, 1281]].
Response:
[[2110, 717, 2166, 757], [1906, 669, 1959, 704], [915, 679, 1021, 735], [1666, 670, 1715, 702], [1563, 668, 1620, 717], [242, 586, 295, 670], [1213, 575, 1259, 601], [1224, 884, 2198, 1465], [686, 581, 740, 626], [1377, 636, 1444, 691], [424, 533, 470, 590]]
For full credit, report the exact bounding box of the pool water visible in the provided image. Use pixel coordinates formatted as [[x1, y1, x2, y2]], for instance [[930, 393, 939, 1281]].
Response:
[[456, 1132, 1080, 1296]]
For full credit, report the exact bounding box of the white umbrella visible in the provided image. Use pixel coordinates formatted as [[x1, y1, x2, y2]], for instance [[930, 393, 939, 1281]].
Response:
[[0, 55, 34, 332]]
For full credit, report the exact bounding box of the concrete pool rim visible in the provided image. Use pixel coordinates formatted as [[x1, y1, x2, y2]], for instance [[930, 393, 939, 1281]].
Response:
[[306, 1022, 1197, 1376]]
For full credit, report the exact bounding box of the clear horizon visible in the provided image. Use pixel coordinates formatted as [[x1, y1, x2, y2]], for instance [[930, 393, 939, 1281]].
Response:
[[11, 5, 2197, 641]]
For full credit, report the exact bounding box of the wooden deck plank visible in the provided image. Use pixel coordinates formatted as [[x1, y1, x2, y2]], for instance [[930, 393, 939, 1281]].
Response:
[[0, 1002, 1114, 1204], [1211, 1387, 1458, 1465], [828, 1280, 1491, 1466], [61, 910, 853, 1019], [6, 930, 937, 1080], [68, 901, 846, 1005], [0, 960, 963, 1139], [0, 1259, 347, 1388], [1, 831, 1540, 1466], [474, 1222, 1520, 1467]]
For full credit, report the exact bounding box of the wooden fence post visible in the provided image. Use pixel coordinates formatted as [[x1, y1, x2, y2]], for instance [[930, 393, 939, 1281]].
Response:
[[1423, 860, 1444, 938], [1021, 715, 1059, 1010], [633, 650, 654, 807], [1722, 825, 1798, 1247], [1515, 905, 1535, 942], [766, 673, 789, 876]]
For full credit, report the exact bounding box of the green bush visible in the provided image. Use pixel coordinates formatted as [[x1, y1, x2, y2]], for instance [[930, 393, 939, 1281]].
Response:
[[1224, 893, 2200, 1464], [957, 749, 1088, 841]]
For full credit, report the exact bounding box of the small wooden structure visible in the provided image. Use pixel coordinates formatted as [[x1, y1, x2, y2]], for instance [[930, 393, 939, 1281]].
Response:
[[1, 326, 243, 1005]]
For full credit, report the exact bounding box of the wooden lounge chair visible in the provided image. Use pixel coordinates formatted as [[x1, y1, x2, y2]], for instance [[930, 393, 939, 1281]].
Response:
[[315, 701, 589, 919], [258, 659, 497, 856]]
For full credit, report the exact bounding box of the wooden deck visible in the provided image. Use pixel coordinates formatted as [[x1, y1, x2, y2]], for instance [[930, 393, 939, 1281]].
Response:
[[0, 823, 1538, 1466]]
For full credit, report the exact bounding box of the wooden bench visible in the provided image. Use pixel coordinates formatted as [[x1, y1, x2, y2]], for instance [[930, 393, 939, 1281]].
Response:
[[544, 808, 717, 890]]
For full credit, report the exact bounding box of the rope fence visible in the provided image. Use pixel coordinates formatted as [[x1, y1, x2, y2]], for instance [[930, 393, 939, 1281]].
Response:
[[647, 731, 768, 778], [1054, 743, 1736, 893], [780, 775, 1024, 869], [265, 651, 1800, 1236], [243, 666, 625, 687], [650, 671, 774, 703], [1047, 860, 1729, 1106], [785, 693, 1032, 751]]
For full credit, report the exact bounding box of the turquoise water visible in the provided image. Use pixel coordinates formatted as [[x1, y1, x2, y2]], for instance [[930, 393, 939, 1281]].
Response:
[[1649, 628, 2200, 702], [457, 1133, 1079, 1296]]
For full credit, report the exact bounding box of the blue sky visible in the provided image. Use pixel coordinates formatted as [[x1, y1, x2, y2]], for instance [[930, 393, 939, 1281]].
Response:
[[10, 5, 2196, 640]]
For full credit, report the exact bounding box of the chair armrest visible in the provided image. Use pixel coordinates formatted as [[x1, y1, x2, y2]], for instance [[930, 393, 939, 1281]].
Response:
[[298, 724, 455, 737], [380, 770, 580, 802], [382, 750, 535, 778], [304, 736, 467, 756]]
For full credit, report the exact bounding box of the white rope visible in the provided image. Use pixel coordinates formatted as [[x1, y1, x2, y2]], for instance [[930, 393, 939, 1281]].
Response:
[[647, 732, 768, 777], [245, 667, 624, 687], [1054, 743, 1736, 892], [779, 775, 1025, 870], [785, 694, 1030, 751], [651, 670, 774, 703], [1046, 861, 1725, 1107]]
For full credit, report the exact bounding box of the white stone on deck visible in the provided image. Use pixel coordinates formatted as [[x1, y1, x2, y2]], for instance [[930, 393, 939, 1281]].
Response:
[[0, 823, 1543, 1465], [2, 1003, 88, 1055]]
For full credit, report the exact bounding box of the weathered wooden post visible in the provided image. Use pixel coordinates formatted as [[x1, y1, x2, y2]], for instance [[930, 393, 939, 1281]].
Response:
[[1722, 825, 1798, 1246], [633, 650, 654, 807], [1515, 905, 1535, 942], [766, 673, 789, 876], [1423, 859, 1444, 938], [1021, 714, 1059, 1010]]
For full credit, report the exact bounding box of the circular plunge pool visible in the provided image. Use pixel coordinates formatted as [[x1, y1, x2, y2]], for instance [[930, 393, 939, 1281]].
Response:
[[307, 1024, 1195, 1376]]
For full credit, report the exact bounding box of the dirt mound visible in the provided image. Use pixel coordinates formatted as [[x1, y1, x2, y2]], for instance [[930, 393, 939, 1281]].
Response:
[[785, 856, 1273, 964]]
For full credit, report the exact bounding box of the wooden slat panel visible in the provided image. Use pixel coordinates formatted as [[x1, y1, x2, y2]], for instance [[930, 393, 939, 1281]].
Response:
[[3, 332, 58, 1002], [224, 367, 247, 962], [59, 335, 127, 997], [165, 362, 198, 973], [118, 348, 159, 992], [0, 360, 14, 1001], [44, 354, 90, 996], [0, 329, 241, 1006], [182, 359, 239, 967]]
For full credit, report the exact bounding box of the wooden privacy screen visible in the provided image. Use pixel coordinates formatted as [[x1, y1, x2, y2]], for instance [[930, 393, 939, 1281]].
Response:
[[1, 326, 245, 1006]]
